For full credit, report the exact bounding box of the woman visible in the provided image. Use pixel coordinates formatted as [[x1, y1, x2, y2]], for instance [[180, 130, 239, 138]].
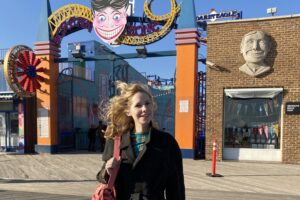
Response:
[[97, 81, 185, 199]]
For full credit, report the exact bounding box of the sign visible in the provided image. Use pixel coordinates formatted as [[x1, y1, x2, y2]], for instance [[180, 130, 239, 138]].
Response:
[[92, 0, 129, 44], [286, 102, 300, 115], [126, 21, 160, 36], [38, 108, 49, 137], [179, 100, 189, 113], [197, 9, 242, 22], [18, 104, 24, 154], [91, 0, 179, 46]]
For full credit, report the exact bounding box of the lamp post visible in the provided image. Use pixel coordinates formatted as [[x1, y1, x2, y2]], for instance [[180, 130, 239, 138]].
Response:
[[267, 7, 277, 16], [127, 0, 135, 16]]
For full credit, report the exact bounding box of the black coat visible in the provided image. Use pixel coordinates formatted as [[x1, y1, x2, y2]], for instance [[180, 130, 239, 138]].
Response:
[[97, 127, 185, 200]]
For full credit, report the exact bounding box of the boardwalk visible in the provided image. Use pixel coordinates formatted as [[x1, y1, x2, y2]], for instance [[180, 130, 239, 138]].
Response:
[[0, 152, 300, 199]]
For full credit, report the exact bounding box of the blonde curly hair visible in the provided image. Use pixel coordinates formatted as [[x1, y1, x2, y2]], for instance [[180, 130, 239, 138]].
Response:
[[104, 81, 157, 138]]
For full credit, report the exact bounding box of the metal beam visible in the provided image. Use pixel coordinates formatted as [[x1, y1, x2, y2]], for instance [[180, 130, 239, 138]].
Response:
[[55, 50, 177, 63], [198, 58, 206, 64]]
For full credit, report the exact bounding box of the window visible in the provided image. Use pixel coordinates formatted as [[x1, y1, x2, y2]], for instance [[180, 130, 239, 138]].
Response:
[[223, 88, 282, 149], [99, 73, 109, 98], [73, 96, 88, 117]]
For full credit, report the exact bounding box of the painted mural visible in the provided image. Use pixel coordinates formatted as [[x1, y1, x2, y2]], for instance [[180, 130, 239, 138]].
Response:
[[91, 0, 129, 44]]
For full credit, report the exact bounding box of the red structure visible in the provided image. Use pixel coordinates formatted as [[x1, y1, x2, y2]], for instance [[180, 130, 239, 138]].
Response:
[[16, 51, 45, 93], [206, 139, 222, 177]]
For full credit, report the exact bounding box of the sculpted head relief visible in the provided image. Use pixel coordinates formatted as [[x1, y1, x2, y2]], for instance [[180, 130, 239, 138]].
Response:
[[91, 0, 129, 44], [239, 30, 272, 77]]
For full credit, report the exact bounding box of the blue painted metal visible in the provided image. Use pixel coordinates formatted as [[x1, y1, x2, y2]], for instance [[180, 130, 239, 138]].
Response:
[[177, 0, 197, 29], [34, 144, 58, 153], [37, 0, 52, 42], [54, 50, 177, 63], [196, 71, 206, 159], [27, 66, 37, 78], [181, 149, 195, 158], [52, 17, 93, 45], [198, 58, 206, 64]]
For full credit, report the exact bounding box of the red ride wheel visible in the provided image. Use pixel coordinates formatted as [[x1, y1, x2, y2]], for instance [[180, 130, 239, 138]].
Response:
[[3, 45, 45, 97], [16, 50, 45, 93]]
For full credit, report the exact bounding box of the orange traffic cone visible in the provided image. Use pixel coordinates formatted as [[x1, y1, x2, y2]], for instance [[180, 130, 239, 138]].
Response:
[[206, 138, 222, 177]]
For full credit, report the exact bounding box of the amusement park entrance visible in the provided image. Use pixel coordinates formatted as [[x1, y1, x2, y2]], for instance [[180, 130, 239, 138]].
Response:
[[55, 40, 206, 158], [2, 0, 206, 158]]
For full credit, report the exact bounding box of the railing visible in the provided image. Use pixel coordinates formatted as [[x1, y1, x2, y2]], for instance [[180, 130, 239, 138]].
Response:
[[0, 49, 12, 92], [196, 71, 206, 159], [0, 48, 8, 60], [59, 63, 94, 81], [146, 74, 175, 89]]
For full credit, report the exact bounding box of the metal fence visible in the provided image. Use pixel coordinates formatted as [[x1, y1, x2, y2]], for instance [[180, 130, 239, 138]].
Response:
[[0, 49, 12, 92], [196, 71, 206, 159], [0, 49, 8, 60]]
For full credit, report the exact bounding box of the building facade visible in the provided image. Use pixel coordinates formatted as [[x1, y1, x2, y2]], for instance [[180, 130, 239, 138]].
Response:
[[0, 49, 20, 152], [206, 15, 300, 164], [1, 41, 176, 153]]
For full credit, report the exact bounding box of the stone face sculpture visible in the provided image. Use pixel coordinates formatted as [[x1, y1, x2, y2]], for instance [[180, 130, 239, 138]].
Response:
[[239, 30, 272, 77]]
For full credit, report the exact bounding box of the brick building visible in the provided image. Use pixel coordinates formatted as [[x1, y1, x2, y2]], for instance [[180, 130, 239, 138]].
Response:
[[206, 15, 300, 164]]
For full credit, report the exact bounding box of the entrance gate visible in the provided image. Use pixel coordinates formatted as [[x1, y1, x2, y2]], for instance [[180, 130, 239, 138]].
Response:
[[196, 71, 206, 159], [57, 67, 74, 150], [2, 1, 202, 156]]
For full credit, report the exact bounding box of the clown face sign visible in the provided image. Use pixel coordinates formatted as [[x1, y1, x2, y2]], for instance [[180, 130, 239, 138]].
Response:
[[91, 0, 129, 44]]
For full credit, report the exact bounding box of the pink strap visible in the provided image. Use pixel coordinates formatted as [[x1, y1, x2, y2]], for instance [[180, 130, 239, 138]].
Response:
[[107, 136, 121, 189], [113, 136, 121, 159]]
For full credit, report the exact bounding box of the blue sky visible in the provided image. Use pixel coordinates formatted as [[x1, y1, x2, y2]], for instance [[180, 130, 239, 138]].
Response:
[[1, 0, 300, 79]]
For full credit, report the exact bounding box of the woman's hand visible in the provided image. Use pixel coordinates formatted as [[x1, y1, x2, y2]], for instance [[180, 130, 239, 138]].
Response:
[[105, 157, 121, 175]]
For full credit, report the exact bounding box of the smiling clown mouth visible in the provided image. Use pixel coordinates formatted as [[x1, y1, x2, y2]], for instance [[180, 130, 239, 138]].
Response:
[[95, 26, 124, 40]]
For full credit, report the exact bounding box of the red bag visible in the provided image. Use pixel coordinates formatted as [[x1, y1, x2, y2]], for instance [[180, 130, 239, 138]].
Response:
[[91, 184, 116, 200], [91, 136, 121, 200]]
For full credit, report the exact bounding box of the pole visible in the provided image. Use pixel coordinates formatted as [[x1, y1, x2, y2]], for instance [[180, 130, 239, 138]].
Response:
[[206, 138, 222, 177], [211, 139, 217, 176]]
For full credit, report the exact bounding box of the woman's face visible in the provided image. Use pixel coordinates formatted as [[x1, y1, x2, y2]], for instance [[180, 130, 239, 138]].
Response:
[[93, 6, 127, 44], [127, 92, 153, 131]]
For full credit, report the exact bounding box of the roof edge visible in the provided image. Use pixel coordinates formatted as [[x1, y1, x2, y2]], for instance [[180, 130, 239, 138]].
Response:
[[207, 14, 300, 25]]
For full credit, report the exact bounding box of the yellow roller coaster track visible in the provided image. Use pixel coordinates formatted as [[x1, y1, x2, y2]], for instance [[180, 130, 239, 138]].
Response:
[[117, 0, 180, 45], [48, 1, 180, 46], [48, 4, 93, 37], [144, 0, 180, 21]]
